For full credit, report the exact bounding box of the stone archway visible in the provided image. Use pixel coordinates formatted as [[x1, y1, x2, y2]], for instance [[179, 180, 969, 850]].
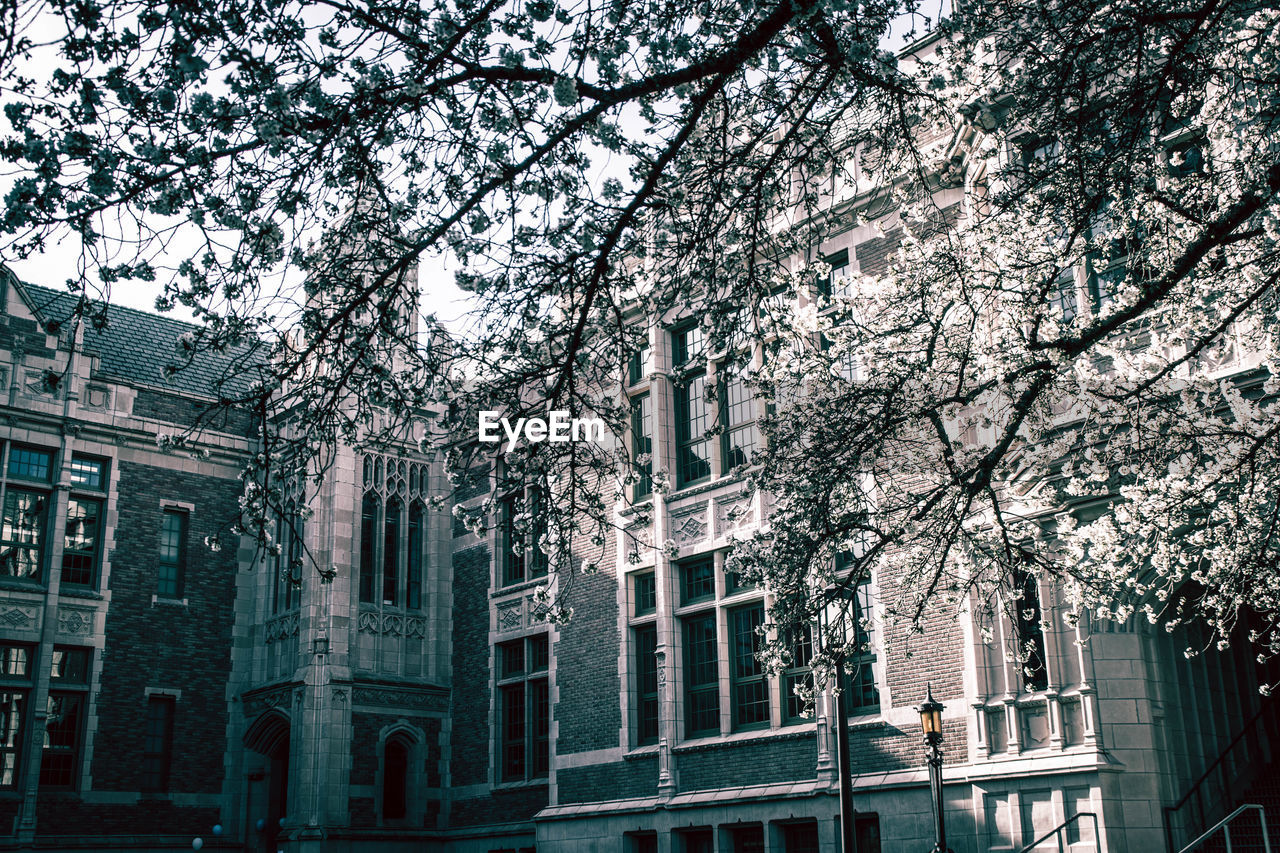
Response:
[[244, 711, 290, 853]]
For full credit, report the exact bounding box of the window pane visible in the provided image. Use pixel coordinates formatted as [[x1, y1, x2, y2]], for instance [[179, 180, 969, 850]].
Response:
[[158, 509, 186, 598], [1, 490, 46, 581], [383, 498, 401, 606], [407, 502, 423, 610], [633, 573, 656, 616], [721, 365, 759, 471], [635, 624, 658, 745], [40, 693, 83, 788], [500, 684, 526, 781], [359, 494, 377, 604], [0, 691, 23, 786], [502, 495, 525, 586], [7, 448, 52, 482], [0, 645, 30, 678], [69, 457, 105, 490], [50, 648, 90, 683], [500, 640, 524, 678], [383, 739, 408, 819], [683, 613, 719, 736], [61, 498, 101, 586], [141, 696, 174, 793], [631, 393, 653, 499], [527, 488, 548, 579], [675, 374, 712, 486], [1014, 570, 1049, 692], [527, 635, 549, 672], [680, 556, 715, 605], [628, 341, 652, 385], [531, 678, 549, 778], [672, 325, 703, 367], [731, 605, 769, 729]]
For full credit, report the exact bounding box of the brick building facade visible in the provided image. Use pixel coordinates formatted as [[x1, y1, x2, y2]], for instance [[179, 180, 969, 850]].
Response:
[[0, 39, 1276, 851]]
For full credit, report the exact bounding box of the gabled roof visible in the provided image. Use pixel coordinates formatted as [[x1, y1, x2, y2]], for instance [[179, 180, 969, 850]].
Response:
[[15, 280, 266, 400]]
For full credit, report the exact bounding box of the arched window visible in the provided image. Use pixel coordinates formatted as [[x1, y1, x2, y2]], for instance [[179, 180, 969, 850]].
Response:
[[407, 502, 424, 610], [382, 737, 409, 821], [359, 493, 377, 604], [383, 497, 401, 606]]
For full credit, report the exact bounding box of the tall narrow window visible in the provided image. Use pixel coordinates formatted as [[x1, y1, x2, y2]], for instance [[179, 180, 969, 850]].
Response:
[[628, 340, 652, 386], [61, 498, 101, 587], [157, 509, 186, 599], [843, 578, 880, 716], [527, 487, 548, 580], [407, 502, 424, 610], [783, 625, 815, 724], [359, 493, 377, 604], [1, 489, 46, 581], [0, 644, 31, 787], [382, 738, 408, 820], [501, 494, 525, 586], [284, 505, 302, 611], [674, 373, 712, 487], [680, 555, 715, 605], [631, 393, 653, 500], [42, 647, 90, 789], [142, 695, 175, 793], [635, 624, 658, 745], [720, 363, 759, 471], [496, 634, 549, 782], [383, 497, 401, 606], [1013, 570, 1049, 692], [683, 613, 719, 737], [730, 604, 769, 729]]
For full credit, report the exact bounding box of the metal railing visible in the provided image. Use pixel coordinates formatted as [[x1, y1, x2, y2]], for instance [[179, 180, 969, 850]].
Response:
[[1164, 696, 1279, 851], [1177, 803, 1273, 853], [1019, 811, 1099, 852]]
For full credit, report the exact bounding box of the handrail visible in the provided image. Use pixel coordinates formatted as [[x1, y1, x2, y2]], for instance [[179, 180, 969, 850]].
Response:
[[1177, 803, 1272, 853], [1019, 811, 1098, 852], [1167, 691, 1274, 850], [1170, 695, 1276, 813]]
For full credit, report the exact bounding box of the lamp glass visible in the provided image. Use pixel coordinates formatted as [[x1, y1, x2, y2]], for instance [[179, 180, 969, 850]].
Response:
[[921, 707, 943, 736]]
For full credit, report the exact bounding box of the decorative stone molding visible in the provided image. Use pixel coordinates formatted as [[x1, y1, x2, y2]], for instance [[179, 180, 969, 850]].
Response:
[[715, 494, 755, 537], [56, 606, 94, 635], [357, 609, 427, 639], [1, 606, 37, 631], [351, 685, 448, 713], [493, 595, 547, 635], [263, 612, 300, 644], [241, 684, 296, 717], [670, 509, 708, 547]]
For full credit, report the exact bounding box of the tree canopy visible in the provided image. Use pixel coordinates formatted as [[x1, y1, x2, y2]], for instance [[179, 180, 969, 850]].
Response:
[[3, 0, 1280, 685]]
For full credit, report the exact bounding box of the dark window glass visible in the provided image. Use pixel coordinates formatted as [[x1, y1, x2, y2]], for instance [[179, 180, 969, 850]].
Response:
[[530, 678, 549, 777], [157, 509, 186, 598], [856, 813, 882, 853], [0, 645, 30, 678], [680, 829, 714, 853], [359, 494, 377, 603], [499, 683, 526, 782], [40, 692, 84, 788], [634, 572, 656, 616], [499, 640, 525, 678], [782, 821, 820, 853], [680, 556, 715, 605], [628, 341, 652, 385], [731, 825, 765, 853], [383, 739, 408, 820], [1, 489, 46, 581], [675, 373, 712, 487], [68, 457, 106, 490], [820, 250, 851, 300], [671, 325, 704, 368], [628, 833, 658, 853], [631, 393, 653, 499], [843, 580, 880, 715], [283, 505, 302, 611], [61, 498, 101, 587], [730, 604, 769, 729], [783, 625, 815, 724], [50, 647, 89, 683], [383, 497, 401, 606], [528, 634, 549, 672], [0, 691, 23, 787], [501, 495, 525, 586], [7, 448, 52, 482], [407, 502, 423, 610], [635, 624, 658, 745], [141, 696, 175, 793], [1014, 569, 1049, 692], [720, 363, 759, 471], [527, 488, 548, 579], [683, 613, 719, 736]]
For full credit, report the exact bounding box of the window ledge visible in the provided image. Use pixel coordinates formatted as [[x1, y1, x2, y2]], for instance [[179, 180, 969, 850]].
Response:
[[60, 587, 104, 600], [151, 595, 189, 608], [674, 724, 819, 753], [491, 778, 549, 792], [624, 744, 660, 759], [490, 577, 550, 600]]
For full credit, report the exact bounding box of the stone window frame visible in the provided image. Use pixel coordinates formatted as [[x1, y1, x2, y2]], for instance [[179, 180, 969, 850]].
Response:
[[376, 720, 425, 827]]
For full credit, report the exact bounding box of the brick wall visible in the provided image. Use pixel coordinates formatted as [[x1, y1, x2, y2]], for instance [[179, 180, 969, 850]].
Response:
[[554, 558, 620, 756], [131, 389, 255, 436], [557, 757, 657, 804], [676, 734, 816, 792], [449, 545, 492, 789], [450, 786, 548, 828], [92, 460, 242, 802]]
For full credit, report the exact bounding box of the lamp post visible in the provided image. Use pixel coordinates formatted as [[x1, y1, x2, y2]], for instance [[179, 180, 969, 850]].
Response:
[[919, 685, 953, 853], [818, 589, 858, 853]]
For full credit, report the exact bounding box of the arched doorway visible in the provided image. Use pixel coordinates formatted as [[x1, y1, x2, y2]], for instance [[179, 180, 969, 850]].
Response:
[[382, 737, 409, 821], [244, 711, 290, 853]]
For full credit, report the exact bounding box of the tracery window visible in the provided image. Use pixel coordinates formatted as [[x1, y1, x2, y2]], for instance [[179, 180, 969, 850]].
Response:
[[357, 454, 430, 610]]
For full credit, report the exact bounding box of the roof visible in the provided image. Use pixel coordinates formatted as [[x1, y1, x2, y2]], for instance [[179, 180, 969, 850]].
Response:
[[17, 281, 266, 400]]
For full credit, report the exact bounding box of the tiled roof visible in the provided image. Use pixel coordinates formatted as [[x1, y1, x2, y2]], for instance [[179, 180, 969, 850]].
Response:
[[19, 282, 267, 400]]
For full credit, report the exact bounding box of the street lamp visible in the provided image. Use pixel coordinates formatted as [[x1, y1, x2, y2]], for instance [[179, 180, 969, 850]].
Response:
[[918, 685, 953, 853], [818, 587, 858, 853]]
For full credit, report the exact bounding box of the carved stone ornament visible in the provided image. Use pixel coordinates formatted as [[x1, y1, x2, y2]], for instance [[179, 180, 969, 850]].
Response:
[[56, 607, 93, 635], [351, 686, 448, 713], [357, 609, 427, 638], [264, 612, 300, 644], [241, 684, 296, 717], [671, 510, 707, 546]]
